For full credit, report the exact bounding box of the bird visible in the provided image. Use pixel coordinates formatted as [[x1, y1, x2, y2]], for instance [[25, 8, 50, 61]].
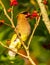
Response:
[[8, 13, 31, 59]]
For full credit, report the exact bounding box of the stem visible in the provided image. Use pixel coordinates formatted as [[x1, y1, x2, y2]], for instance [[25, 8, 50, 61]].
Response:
[[27, 17, 40, 49], [14, 29, 36, 65], [0, 0, 15, 28], [26, 48, 36, 65], [11, 6, 13, 21], [28, 56, 36, 65], [36, 0, 50, 34], [14, 28, 28, 49], [3, 22, 14, 29]]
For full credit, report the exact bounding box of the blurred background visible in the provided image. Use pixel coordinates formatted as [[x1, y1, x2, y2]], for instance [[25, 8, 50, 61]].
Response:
[[0, 0, 50, 65]]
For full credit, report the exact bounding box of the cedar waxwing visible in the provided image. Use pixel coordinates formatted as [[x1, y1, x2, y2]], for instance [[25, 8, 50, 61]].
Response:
[[8, 13, 31, 58]]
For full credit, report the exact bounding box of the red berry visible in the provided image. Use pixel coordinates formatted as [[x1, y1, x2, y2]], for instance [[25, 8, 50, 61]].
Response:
[[32, 11, 38, 17], [10, 0, 18, 6], [43, 0, 47, 5], [0, 20, 5, 23], [30, 11, 38, 19], [7, 8, 12, 12]]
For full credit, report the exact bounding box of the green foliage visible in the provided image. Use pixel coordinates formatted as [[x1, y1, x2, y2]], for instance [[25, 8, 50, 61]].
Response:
[[0, 55, 24, 65]]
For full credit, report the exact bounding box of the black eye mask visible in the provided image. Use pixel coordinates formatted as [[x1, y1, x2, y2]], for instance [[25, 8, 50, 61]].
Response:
[[22, 11, 28, 14], [21, 11, 31, 18]]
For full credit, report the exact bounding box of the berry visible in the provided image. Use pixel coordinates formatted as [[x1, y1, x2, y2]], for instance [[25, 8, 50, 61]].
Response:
[[30, 11, 39, 19], [10, 0, 18, 6], [0, 20, 5, 23], [7, 8, 12, 12], [32, 11, 38, 17], [43, 0, 47, 5]]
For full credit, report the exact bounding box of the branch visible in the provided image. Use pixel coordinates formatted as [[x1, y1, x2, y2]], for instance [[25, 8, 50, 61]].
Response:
[[36, 0, 50, 34], [11, 6, 13, 21], [0, 41, 28, 59], [25, 48, 36, 65], [3, 22, 14, 29], [14, 29, 36, 65], [27, 16, 40, 49], [14, 28, 28, 49], [0, 0, 15, 28], [28, 56, 36, 65], [0, 41, 36, 65]]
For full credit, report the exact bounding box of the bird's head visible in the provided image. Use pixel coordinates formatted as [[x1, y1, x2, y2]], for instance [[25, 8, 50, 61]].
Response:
[[16, 11, 30, 19]]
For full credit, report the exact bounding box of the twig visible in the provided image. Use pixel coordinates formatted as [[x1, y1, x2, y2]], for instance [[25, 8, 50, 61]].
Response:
[[28, 56, 36, 65], [36, 0, 50, 34], [14, 28, 27, 49], [27, 16, 40, 49], [0, 0, 15, 28], [11, 6, 13, 21], [14, 29, 36, 65], [0, 41, 28, 59], [3, 22, 14, 29], [18, 35, 36, 65]]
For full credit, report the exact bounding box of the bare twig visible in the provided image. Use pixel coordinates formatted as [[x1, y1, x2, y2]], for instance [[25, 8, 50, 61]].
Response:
[[36, 0, 50, 33], [27, 17, 40, 49], [28, 56, 36, 65], [11, 6, 13, 21], [0, 41, 28, 59], [0, 0, 15, 28], [3, 22, 14, 29]]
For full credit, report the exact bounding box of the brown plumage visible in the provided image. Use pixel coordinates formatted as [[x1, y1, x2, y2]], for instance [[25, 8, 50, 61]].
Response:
[[16, 13, 31, 41]]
